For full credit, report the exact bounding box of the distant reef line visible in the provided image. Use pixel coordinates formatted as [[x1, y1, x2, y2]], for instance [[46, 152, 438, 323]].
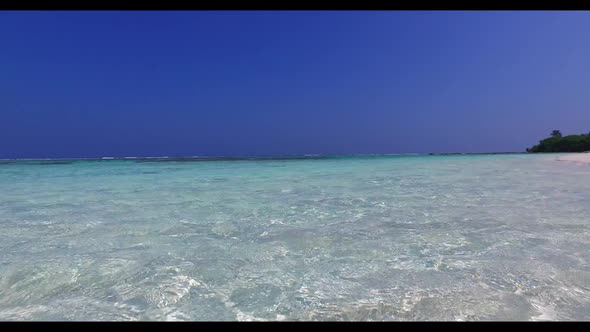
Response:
[[428, 152, 525, 155], [1, 152, 535, 164]]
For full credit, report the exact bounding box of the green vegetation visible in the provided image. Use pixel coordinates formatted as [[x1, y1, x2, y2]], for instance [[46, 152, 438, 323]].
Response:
[[527, 130, 590, 153]]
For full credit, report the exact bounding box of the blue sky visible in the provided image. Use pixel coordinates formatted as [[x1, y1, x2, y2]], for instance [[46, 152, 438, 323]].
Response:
[[1, 11, 589, 158]]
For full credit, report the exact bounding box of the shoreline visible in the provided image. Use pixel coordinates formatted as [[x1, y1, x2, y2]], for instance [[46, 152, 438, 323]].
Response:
[[555, 152, 590, 165]]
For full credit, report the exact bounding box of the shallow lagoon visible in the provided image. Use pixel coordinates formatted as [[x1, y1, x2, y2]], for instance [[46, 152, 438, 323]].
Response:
[[1, 154, 589, 320]]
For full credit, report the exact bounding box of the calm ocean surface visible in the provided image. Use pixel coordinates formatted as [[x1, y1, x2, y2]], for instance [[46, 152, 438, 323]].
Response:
[[1, 154, 589, 321]]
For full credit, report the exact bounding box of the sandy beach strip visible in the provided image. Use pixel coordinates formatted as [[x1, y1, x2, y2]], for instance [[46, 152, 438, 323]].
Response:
[[555, 152, 590, 165]]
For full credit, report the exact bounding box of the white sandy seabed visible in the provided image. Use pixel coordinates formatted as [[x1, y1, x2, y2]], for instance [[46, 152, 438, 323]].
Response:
[[555, 152, 590, 165]]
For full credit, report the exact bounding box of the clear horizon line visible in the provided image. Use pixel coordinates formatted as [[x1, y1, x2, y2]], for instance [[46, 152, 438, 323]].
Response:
[[0, 151, 535, 161]]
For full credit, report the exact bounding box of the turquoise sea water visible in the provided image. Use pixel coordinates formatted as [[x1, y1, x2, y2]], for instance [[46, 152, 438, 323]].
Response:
[[1, 154, 589, 321]]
